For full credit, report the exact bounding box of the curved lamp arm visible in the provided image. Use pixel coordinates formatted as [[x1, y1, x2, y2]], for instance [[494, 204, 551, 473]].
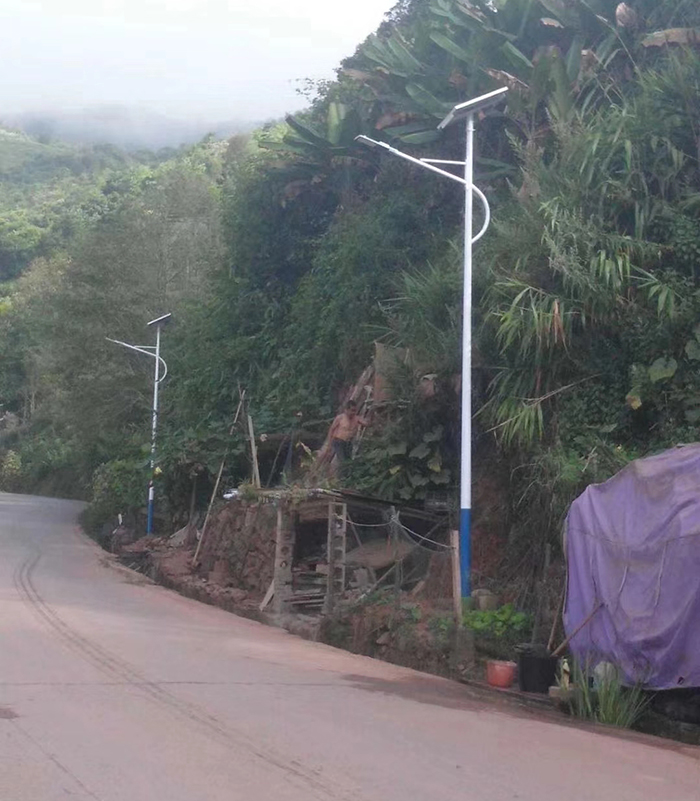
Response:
[[106, 338, 168, 382], [471, 185, 490, 244], [353, 138, 491, 245]]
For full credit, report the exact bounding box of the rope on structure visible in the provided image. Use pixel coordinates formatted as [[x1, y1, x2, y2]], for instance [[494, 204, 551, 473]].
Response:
[[344, 512, 450, 549], [393, 513, 452, 551]]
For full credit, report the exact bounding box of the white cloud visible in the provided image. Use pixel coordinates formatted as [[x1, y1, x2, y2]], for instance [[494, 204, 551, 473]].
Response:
[[0, 0, 393, 120]]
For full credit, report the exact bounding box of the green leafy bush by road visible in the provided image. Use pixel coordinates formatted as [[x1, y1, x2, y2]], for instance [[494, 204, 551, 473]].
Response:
[[463, 604, 533, 659]]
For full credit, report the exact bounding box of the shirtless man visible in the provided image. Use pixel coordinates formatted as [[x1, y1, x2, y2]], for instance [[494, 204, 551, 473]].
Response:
[[327, 400, 368, 464]]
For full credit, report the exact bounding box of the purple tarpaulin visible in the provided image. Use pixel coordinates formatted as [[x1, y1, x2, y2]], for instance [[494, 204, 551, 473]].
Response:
[[564, 444, 700, 689]]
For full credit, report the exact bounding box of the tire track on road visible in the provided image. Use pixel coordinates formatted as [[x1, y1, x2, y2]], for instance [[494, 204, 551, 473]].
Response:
[[14, 550, 360, 801], [10, 716, 104, 801]]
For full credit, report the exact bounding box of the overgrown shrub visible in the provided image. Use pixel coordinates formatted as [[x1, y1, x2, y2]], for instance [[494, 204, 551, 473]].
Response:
[[0, 449, 22, 492], [13, 433, 87, 498], [82, 458, 148, 536], [346, 420, 454, 502]]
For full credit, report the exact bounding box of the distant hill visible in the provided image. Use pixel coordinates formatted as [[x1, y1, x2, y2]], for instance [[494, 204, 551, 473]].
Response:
[[3, 106, 254, 152], [0, 126, 134, 184], [0, 127, 68, 174]]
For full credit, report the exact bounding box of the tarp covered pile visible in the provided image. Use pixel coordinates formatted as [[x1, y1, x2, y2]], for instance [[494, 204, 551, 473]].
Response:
[[564, 444, 700, 689]]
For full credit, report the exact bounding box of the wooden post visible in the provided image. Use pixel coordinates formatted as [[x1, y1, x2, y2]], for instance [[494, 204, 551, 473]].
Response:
[[336, 503, 347, 598], [188, 474, 197, 525], [324, 502, 347, 614], [247, 414, 261, 489], [386, 506, 402, 609], [393, 526, 401, 610], [272, 502, 294, 614], [324, 502, 335, 614], [450, 530, 462, 625]]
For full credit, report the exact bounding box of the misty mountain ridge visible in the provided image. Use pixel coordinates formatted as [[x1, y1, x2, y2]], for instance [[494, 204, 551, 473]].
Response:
[[3, 106, 256, 151]]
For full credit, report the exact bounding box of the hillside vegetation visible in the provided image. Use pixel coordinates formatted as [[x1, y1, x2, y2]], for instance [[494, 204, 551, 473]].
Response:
[[2, 0, 700, 596]]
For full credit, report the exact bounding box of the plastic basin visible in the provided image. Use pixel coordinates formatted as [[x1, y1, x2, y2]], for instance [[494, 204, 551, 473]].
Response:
[[486, 660, 517, 689]]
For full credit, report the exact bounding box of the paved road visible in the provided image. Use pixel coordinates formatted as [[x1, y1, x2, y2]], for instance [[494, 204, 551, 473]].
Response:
[[1, 494, 698, 801]]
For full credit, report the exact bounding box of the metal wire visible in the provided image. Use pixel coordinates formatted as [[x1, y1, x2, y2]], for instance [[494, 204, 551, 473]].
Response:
[[393, 513, 452, 550], [349, 516, 450, 550], [394, 524, 441, 554]]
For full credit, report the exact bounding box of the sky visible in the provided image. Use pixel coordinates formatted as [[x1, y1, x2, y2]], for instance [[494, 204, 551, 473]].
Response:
[[0, 0, 394, 122]]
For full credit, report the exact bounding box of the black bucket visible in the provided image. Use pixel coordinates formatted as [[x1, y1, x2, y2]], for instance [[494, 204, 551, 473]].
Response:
[[516, 645, 558, 694]]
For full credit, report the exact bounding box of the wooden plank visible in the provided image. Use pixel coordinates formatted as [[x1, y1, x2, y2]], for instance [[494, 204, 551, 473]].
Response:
[[335, 503, 347, 595], [296, 501, 332, 522], [323, 502, 347, 613], [450, 530, 462, 625], [259, 579, 275, 611], [356, 561, 399, 603], [324, 501, 335, 614], [247, 413, 262, 488], [273, 502, 294, 613]]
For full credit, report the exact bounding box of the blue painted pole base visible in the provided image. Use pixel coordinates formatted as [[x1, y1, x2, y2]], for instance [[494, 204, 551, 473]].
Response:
[[460, 507, 471, 598]]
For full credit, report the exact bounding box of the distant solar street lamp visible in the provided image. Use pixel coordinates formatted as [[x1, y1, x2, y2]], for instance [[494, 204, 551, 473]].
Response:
[[107, 312, 172, 534]]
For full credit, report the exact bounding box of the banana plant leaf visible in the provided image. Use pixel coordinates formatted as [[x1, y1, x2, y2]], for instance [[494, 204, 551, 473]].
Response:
[[399, 130, 442, 145], [382, 120, 440, 137], [362, 34, 417, 78], [326, 103, 347, 146], [258, 140, 318, 157], [500, 40, 534, 73], [386, 34, 426, 74], [429, 31, 474, 64], [405, 83, 452, 116], [538, 0, 582, 29], [284, 115, 330, 150], [566, 33, 585, 83], [328, 106, 362, 148]]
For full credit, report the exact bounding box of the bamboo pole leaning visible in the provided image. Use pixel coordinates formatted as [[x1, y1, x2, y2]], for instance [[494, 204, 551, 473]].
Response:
[[192, 391, 246, 566], [551, 601, 604, 658]]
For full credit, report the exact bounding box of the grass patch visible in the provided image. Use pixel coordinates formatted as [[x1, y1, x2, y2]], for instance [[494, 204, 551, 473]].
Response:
[[568, 660, 650, 729]]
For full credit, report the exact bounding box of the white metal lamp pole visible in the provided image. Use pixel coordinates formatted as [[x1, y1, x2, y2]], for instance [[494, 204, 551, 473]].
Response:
[[147, 321, 163, 534], [107, 312, 172, 535], [355, 87, 507, 598]]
